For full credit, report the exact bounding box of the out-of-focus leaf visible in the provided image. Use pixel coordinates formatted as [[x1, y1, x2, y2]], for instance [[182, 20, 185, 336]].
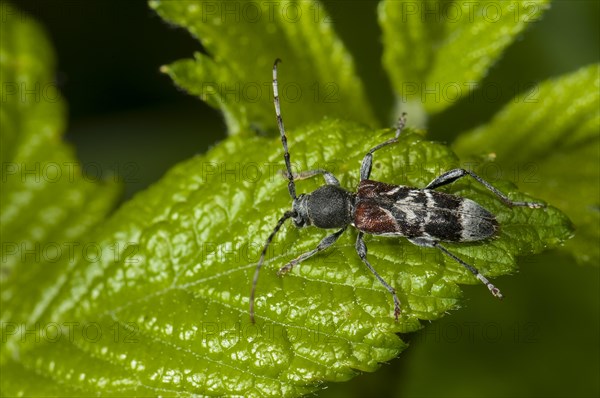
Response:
[[150, 0, 376, 135], [0, 2, 120, 344], [379, 0, 550, 118]]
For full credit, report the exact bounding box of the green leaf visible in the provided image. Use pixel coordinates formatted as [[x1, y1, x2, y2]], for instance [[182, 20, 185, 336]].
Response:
[[150, 0, 377, 135], [2, 117, 571, 396], [0, 2, 120, 338], [453, 64, 599, 266], [379, 0, 550, 118]]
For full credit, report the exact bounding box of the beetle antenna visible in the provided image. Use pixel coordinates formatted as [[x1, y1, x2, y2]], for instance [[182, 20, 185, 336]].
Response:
[[273, 59, 296, 200], [250, 210, 296, 322]]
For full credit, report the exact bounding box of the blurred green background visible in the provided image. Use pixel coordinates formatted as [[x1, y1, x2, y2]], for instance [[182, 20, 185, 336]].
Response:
[[16, 0, 599, 397]]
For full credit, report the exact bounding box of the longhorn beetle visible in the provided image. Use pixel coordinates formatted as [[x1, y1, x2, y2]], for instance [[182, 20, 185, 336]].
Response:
[[249, 59, 545, 322]]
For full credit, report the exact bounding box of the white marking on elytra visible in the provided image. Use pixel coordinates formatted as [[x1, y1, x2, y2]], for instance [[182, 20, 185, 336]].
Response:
[[424, 190, 435, 226], [393, 191, 424, 223], [384, 186, 402, 196]]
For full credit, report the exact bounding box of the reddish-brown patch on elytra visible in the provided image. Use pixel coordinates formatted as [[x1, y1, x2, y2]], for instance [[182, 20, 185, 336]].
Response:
[[354, 201, 401, 234]]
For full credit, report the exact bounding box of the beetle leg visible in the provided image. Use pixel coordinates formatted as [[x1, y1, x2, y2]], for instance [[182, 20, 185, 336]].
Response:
[[424, 168, 545, 208], [356, 232, 401, 320], [277, 227, 347, 275], [408, 237, 503, 299], [360, 113, 407, 181]]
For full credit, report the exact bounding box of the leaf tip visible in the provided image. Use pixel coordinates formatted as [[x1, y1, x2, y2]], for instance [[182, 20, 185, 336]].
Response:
[[159, 64, 169, 74]]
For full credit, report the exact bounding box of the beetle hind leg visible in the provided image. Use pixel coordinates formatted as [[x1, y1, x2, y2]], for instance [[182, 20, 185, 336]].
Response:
[[424, 168, 545, 209], [434, 242, 504, 299], [409, 237, 504, 299]]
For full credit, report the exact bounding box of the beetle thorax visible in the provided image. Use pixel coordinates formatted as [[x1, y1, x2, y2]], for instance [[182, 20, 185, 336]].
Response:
[[292, 185, 355, 229]]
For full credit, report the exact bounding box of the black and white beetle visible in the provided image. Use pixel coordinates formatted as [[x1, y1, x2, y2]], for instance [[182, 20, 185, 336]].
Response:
[[249, 59, 544, 322]]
